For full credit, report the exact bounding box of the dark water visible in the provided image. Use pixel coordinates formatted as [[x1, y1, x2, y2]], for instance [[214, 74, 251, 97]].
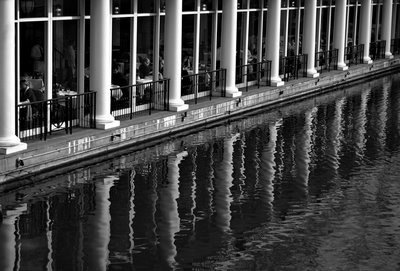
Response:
[[1, 73, 400, 270]]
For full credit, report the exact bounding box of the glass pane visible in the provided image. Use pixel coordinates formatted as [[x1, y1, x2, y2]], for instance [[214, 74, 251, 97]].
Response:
[[138, 0, 155, 13], [183, 0, 196, 11], [113, 0, 132, 14], [137, 17, 154, 78], [85, 0, 90, 16], [248, 11, 259, 58], [19, 22, 46, 80], [20, 0, 47, 18], [112, 18, 131, 87], [53, 0, 78, 16], [200, 14, 212, 70], [53, 20, 78, 92], [182, 15, 194, 69]]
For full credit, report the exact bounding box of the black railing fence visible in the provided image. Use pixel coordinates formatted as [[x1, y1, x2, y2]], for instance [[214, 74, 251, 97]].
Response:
[[279, 54, 308, 82], [391, 38, 400, 55], [235, 60, 272, 92], [345, 44, 364, 67], [111, 78, 169, 120], [181, 69, 226, 104], [16, 91, 96, 141], [369, 40, 386, 60], [315, 49, 338, 74]]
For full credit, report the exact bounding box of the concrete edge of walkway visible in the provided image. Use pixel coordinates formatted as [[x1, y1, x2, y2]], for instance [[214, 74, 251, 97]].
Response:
[[1, 57, 399, 188]]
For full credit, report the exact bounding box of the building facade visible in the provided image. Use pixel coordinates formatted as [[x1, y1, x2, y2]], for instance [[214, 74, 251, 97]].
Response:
[[0, 0, 399, 154]]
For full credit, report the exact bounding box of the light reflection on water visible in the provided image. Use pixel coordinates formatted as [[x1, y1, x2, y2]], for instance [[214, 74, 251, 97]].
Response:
[[1, 74, 400, 270]]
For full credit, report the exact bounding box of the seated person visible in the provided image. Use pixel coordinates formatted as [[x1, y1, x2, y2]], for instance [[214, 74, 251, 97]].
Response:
[[112, 63, 129, 99], [139, 57, 151, 79]]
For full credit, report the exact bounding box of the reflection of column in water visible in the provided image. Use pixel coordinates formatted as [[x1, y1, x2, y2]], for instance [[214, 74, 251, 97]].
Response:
[[158, 151, 187, 268], [354, 88, 371, 161], [190, 149, 198, 233], [84, 176, 116, 271], [214, 134, 239, 232], [326, 98, 345, 174], [0, 204, 27, 271], [295, 108, 317, 192], [236, 135, 246, 201], [45, 199, 53, 270], [258, 121, 280, 209], [376, 80, 389, 152], [129, 170, 136, 254]]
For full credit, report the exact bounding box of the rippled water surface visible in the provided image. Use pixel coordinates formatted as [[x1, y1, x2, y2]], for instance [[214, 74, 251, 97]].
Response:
[[1, 74, 400, 270]]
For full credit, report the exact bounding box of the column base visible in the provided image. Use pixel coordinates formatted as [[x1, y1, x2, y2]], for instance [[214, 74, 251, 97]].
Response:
[[363, 57, 373, 64], [226, 91, 242, 98], [96, 120, 120, 130], [307, 72, 320, 78], [337, 65, 348, 71], [169, 103, 189, 112], [385, 53, 394, 59], [271, 79, 284, 87], [0, 143, 27, 155]]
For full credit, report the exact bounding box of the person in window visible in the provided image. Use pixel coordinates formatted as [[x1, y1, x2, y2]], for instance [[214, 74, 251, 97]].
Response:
[[112, 62, 129, 100], [19, 78, 37, 127], [31, 40, 44, 77], [139, 57, 151, 79]]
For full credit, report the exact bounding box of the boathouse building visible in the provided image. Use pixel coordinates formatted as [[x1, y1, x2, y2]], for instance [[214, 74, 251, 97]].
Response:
[[0, 0, 399, 156]]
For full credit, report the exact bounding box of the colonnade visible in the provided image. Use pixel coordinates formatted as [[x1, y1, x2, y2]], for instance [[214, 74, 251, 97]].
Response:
[[0, 0, 398, 154]]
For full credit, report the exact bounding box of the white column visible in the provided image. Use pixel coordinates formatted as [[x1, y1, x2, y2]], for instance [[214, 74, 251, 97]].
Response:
[[164, 0, 189, 112], [221, 0, 242, 97], [265, 0, 284, 86], [360, 0, 373, 64], [392, 1, 397, 39], [0, 0, 27, 155], [382, 0, 394, 58], [303, 0, 319, 78], [84, 177, 115, 271], [158, 151, 187, 268], [333, 0, 349, 70], [90, 0, 120, 129]]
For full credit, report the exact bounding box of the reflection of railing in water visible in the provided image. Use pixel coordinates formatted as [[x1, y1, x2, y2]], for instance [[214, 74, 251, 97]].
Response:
[[369, 40, 386, 60], [110, 79, 170, 120], [16, 92, 96, 141], [345, 44, 364, 67], [315, 49, 338, 74], [279, 54, 308, 82], [391, 38, 400, 55], [235, 60, 272, 92], [181, 69, 226, 104]]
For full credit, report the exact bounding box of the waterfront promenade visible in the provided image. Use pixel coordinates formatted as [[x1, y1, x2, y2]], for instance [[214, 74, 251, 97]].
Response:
[[1, 57, 399, 186]]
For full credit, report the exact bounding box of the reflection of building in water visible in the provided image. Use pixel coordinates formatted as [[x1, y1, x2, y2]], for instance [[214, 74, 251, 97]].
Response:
[[294, 108, 317, 194], [232, 135, 246, 202], [326, 98, 345, 176], [158, 151, 187, 268], [258, 121, 281, 211], [0, 204, 27, 271], [84, 176, 116, 271], [353, 87, 371, 163], [214, 134, 239, 233], [374, 79, 389, 153]]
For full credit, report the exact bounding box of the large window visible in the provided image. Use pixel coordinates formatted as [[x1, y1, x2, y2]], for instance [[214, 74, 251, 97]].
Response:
[[112, 18, 132, 86], [53, 20, 78, 92]]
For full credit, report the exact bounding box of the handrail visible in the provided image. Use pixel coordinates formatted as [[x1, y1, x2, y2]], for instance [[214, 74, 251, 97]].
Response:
[[16, 91, 96, 141], [345, 44, 364, 67], [235, 60, 272, 92], [110, 78, 170, 120], [279, 54, 308, 82], [181, 69, 226, 104], [315, 49, 338, 74], [370, 40, 386, 60]]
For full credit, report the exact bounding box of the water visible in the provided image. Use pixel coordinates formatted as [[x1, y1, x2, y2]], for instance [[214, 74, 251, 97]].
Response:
[[1, 73, 400, 270]]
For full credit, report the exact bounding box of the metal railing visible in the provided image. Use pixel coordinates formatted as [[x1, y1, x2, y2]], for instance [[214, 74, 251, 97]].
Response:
[[110, 78, 170, 120], [345, 44, 364, 67], [235, 60, 272, 92], [279, 54, 308, 82], [391, 38, 400, 55], [369, 40, 386, 60], [181, 69, 226, 104], [315, 49, 338, 74], [16, 91, 96, 141]]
